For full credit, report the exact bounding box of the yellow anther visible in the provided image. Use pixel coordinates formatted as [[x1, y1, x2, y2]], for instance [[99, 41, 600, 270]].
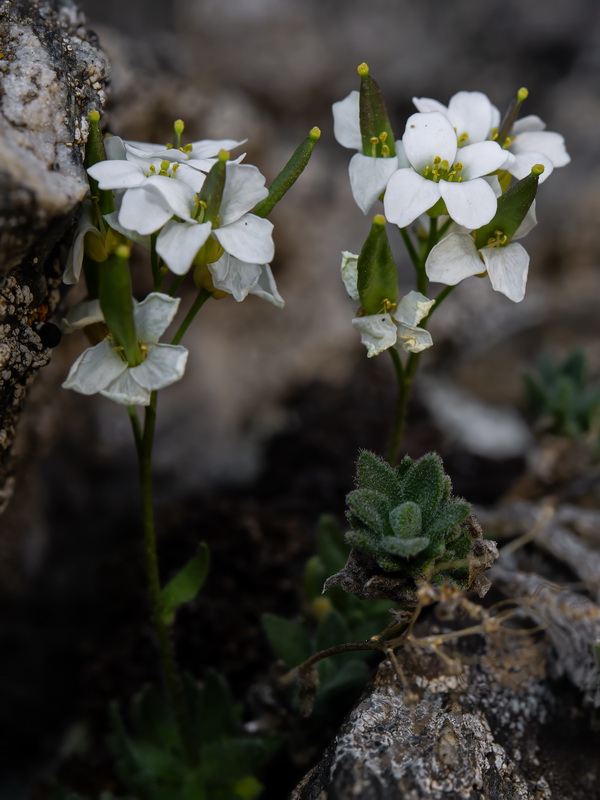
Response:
[[149, 164, 156, 174], [174, 119, 185, 136], [379, 131, 388, 143], [490, 128, 499, 141], [457, 132, 469, 145], [433, 155, 441, 165], [160, 160, 170, 172], [381, 144, 390, 157], [453, 162, 463, 171], [171, 163, 180, 175], [166, 143, 173, 149], [381, 298, 397, 313], [370, 136, 379, 145], [440, 159, 449, 171], [184, 143, 193, 153], [502, 136, 516, 149], [457, 176, 463, 182], [357, 62, 369, 77]]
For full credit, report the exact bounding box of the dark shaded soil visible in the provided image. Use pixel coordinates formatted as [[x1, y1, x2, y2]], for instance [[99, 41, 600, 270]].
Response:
[[0, 359, 526, 798]]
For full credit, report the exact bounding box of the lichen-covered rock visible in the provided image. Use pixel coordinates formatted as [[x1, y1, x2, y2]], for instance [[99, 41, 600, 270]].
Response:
[[0, 0, 109, 508]]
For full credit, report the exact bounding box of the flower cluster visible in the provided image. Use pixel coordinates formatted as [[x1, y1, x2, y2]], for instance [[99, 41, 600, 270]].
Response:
[[334, 68, 569, 358]]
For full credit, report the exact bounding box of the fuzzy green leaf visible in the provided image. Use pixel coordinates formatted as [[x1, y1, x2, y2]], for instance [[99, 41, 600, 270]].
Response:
[[261, 613, 312, 668], [345, 529, 384, 561], [389, 501, 423, 540], [356, 450, 404, 505], [161, 543, 210, 624], [381, 535, 430, 558], [425, 500, 470, 540], [401, 453, 444, 524], [346, 488, 391, 536]]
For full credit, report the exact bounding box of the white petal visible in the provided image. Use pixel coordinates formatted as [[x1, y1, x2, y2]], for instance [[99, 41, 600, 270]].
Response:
[[62, 338, 127, 394], [481, 242, 529, 302], [384, 169, 441, 228], [214, 214, 274, 263], [118, 187, 174, 235], [393, 290, 435, 326], [104, 135, 127, 160], [447, 91, 497, 143], [189, 138, 246, 159], [332, 90, 362, 151], [134, 292, 181, 342], [156, 220, 211, 276], [511, 130, 570, 168], [129, 343, 188, 390], [352, 313, 397, 357], [208, 253, 262, 301], [439, 178, 497, 229], [412, 96, 448, 116], [340, 251, 359, 300], [101, 370, 151, 405], [511, 115, 546, 134], [426, 232, 484, 285], [220, 163, 268, 225], [349, 153, 398, 214], [173, 163, 207, 192], [508, 151, 554, 183], [513, 201, 537, 241], [403, 112, 457, 173], [63, 222, 101, 285], [103, 211, 151, 250], [144, 175, 195, 221], [396, 324, 433, 353], [481, 174, 502, 198], [458, 141, 509, 179], [61, 299, 104, 333], [250, 264, 285, 308], [87, 160, 146, 189], [394, 140, 410, 168]]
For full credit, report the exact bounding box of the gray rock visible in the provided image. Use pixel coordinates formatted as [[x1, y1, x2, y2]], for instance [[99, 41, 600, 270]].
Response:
[[0, 0, 108, 508]]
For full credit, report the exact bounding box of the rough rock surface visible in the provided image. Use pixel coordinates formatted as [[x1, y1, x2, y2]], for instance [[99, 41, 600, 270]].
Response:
[[0, 0, 108, 508]]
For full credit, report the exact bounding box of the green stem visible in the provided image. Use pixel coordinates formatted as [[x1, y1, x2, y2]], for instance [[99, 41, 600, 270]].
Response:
[[425, 284, 457, 322], [168, 273, 187, 298], [127, 405, 143, 457], [387, 348, 421, 466], [171, 288, 211, 346], [131, 393, 197, 766], [399, 227, 420, 270], [150, 234, 164, 292]]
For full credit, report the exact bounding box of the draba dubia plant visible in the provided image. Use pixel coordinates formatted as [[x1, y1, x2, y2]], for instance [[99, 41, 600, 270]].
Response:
[[270, 65, 571, 715], [57, 111, 319, 796]]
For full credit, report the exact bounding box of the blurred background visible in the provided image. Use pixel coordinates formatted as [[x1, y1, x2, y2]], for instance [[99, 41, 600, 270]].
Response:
[[2, 0, 600, 795]]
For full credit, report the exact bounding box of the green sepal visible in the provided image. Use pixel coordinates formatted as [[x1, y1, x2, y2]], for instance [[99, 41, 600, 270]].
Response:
[[161, 542, 210, 625], [358, 64, 396, 158], [198, 152, 227, 225], [84, 110, 115, 215], [357, 216, 398, 315], [252, 127, 321, 218], [99, 247, 142, 366], [474, 166, 542, 249]]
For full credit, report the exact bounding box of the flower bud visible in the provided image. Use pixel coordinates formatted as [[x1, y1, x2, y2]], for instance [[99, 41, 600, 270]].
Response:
[[358, 63, 396, 158], [84, 110, 114, 214], [357, 215, 398, 315]]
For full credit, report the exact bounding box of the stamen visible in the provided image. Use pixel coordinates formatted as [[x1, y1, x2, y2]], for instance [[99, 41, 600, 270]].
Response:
[[457, 132, 469, 146], [379, 131, 388, 143], [433, 156, 441, 165], [453, 162, 463, 171], [381, 144, 390, 157]]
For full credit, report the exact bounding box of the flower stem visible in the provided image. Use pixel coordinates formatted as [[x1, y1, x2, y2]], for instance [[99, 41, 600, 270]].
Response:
[[150, 234, 164, 292], [387, 348, 421, 466], [171, 288, 211, 346], [131, 392, 197, 766], [399, 227, 420, 270]]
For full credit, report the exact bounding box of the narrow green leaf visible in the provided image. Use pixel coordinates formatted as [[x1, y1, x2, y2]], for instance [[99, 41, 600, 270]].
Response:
[[252, 127, 320, 218], [261, 613, 312, 668], [357, 216, 398, 315], [161, 543, 210, 624]]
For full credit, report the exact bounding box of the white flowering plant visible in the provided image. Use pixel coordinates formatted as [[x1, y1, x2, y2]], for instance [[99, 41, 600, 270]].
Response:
[[333, 64, 569, 463], [56, 110, 319, 792]]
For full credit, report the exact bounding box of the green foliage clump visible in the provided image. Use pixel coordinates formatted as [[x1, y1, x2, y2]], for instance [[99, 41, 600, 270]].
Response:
[[345, 451, 472, 586], [262, 516, 393, 716], [105, 672, 277, 800], [523, 350, 600, 437]]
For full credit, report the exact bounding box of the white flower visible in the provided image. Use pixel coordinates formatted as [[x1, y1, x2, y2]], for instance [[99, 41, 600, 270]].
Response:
[[332, 91, 408, 214], [62, 293, 188, 405], [413, 91, 570, 183], [384, 112, 508, 230], [63, 200, 105, 285], [341, 252, 434, 357], [425, 205, 537, 303]]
